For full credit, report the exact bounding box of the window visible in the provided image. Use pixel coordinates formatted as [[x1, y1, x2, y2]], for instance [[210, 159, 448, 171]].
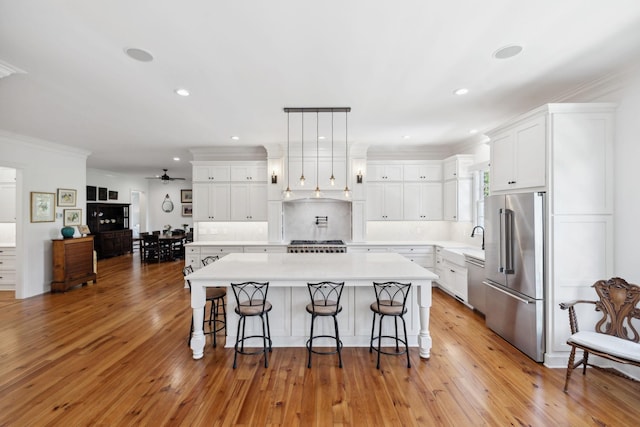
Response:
[[473, 169, 489, 228]]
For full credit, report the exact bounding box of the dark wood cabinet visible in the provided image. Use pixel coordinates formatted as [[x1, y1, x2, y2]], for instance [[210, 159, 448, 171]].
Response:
[[87, 203, 133, 259], [51, 236, 97, 292]]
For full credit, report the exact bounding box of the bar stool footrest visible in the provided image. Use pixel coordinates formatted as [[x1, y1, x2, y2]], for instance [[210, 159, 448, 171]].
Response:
[[370, 335, 409, 356]]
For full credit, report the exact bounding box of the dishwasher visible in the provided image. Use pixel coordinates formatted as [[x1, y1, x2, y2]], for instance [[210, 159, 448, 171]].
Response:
[[465, 255, 486, 315]]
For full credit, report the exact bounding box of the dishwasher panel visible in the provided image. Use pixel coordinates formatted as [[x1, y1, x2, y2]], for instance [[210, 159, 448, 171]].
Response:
[[465, 255, 485, 315]]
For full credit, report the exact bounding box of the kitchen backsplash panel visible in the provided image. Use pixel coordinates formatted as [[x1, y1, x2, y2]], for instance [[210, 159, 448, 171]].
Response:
[[196, 222, 268, 241], [283, 198, 351, 242]]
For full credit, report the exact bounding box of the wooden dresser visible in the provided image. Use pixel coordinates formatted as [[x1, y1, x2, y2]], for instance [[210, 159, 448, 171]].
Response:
[[51, 236, 97, 292]]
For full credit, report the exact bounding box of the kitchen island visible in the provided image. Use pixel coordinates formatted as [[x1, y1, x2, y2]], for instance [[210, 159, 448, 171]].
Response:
[[187, 252, 438, 360]]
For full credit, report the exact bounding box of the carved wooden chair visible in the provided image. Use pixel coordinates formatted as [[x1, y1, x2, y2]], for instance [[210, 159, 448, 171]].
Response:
[[559, 277, 640, 392]]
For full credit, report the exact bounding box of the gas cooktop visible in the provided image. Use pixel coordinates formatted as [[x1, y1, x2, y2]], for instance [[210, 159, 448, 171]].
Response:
[[289, 240, 345, 245]]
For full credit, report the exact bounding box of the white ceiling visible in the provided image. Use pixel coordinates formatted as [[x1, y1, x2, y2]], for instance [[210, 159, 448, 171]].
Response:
[[1, 0, 640, 179]]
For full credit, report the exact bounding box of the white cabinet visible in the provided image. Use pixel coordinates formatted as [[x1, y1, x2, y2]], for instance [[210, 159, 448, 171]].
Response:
[[443, 179, 472, 222], [243, 246, 287, 253], [435, 248, 468, 302], [230, 183, 268, 221], [230, 164, 267, 182], [443, 155, 473, 180], [442, 155, 473, 222], [403, 163, 442, 181], [367, 163, 403, 181], [489, 114, 546, 192], [193, 165, 230, 182], [366, 182, 403, 220], [0, 247, 16, 290], [192, 183, 230, 221], [348, 245, 434, 269], [403, 182, 443, 220], [0, 183, 16, 222]]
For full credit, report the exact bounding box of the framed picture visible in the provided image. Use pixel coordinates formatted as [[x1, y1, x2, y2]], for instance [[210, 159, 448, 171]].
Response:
[[108, 190, 118, 200], [98, 187, 108, 201], [181, 189, 192, 203], [77, 224, 91, 235], [30, 192, 55, 222], [57, 188, 76, 207], [63, 209, 82, 226], [86, 185, 97, 201], [182, 204, 193, 217]]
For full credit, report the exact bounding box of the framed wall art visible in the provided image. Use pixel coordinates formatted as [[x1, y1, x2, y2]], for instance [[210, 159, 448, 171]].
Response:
[[57, 188, 76, 207], [181, 189, 192, 203], [86, 185, 97, 201], [108, 190, 118, 200], [30, 192, 55, 223], [64, 209, 82, 226], [77, 224, 91, 235], [98, 187, 108, 201], [181, 204, 193, 217]]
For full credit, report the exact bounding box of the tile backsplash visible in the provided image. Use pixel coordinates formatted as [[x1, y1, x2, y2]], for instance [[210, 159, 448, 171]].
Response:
[[283, 198, 352, 242]]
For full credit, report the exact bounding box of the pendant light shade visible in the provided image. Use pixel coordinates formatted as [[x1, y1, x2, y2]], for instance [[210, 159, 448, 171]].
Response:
[[330, 110, 335, 186], [284, 111, 292, 198], [299, 112, 305, 186], [344, 109, 350, 198], [314, 112, 321, 198]]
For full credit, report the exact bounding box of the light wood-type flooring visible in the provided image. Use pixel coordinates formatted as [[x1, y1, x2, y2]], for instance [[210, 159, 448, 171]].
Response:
[[1, 253, 639, 426]]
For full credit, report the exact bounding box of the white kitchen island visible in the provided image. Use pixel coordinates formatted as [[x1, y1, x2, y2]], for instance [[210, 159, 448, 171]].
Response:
[[186, 252, 438, 360]]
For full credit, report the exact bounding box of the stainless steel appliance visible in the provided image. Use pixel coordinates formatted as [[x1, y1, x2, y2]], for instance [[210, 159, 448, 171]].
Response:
[[287, 240, 347, 253], [465, 254, 485, 315], [483, 192, 545, 362]]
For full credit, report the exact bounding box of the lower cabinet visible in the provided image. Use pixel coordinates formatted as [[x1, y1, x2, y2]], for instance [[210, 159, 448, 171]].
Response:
[[435, 249, 468, 302], [0, 247, 16, 290], [51, 236, 97, 292], [94, 229, 133, 259]]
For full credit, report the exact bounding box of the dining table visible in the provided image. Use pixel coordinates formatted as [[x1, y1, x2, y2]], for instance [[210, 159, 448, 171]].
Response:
[[186, 252, 439, 360]]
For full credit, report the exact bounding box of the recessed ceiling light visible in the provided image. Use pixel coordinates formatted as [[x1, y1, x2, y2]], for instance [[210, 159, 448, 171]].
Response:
[[318, 136, 326, 140], [231, 136, 240, 141], [469, 129, 478, 134], [124, 47, 154, 62], [453, 88, 469, 96], [402, 135, 411, 139], [493, 45, 523, 59], [175, 88, 190, 97], [173, 157, 180, 161]]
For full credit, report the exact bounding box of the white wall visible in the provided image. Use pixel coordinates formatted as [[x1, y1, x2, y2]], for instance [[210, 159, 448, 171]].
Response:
[[147, 180, 193, 233], [87, 168, 150, 233], [0, 131, 89, 298], [614, 76, 640, 280]]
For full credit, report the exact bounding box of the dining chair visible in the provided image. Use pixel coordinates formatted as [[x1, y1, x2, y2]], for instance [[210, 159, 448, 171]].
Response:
[[369, 281, 412, 369]]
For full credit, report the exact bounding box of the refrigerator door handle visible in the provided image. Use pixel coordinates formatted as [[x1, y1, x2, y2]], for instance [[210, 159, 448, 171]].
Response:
[[498, 208, 504, 273], [483, 281, 532, 304], [504, 208, 514, 274]]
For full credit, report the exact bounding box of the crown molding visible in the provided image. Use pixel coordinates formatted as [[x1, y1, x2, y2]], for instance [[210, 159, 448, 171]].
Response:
[[189, 146, 267, 161], [0, 130, 91, 158]]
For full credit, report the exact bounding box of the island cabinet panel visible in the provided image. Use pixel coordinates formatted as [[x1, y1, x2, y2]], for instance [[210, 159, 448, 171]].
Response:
[[51, 236, 97, 293]]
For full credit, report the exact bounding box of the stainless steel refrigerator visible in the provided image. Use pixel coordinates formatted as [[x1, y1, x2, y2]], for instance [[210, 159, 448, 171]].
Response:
[[483, 192, 545, 362]]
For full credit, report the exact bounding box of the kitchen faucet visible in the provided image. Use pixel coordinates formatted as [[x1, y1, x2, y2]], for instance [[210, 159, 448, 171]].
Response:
[[471, 226, 485, 250]]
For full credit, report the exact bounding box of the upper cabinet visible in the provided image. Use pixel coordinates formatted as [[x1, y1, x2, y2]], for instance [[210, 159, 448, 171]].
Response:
[[366, 182, 403, 220], [193, 165, 230, 182], [403, 163, 442, 182], [443, 155, 473, 180], [230, 164, 267, 182], [193, 183, 230, 221], [367, 163, 403, 181], [489, 114, 546, 193]]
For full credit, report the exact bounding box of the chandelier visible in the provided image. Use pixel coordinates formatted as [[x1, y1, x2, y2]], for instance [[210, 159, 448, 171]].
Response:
[[283, 107, 351, 198]]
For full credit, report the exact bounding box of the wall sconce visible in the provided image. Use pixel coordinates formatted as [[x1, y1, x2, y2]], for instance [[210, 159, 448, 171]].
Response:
[[356, 171, 363, 184], [271, 171, 278, 184]]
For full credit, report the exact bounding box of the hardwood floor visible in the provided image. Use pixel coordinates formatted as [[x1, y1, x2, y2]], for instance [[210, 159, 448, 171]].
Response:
[[1, 254, 639, 426]]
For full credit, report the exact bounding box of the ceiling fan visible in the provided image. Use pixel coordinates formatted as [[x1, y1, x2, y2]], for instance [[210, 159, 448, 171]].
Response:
[[146, 169, 186, 183]]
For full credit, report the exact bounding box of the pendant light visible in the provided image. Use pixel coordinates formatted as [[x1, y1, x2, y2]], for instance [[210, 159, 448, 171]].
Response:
[[330, 110, 335, 186], [284, 111, 292, 198], [344, 109, 351, 198], [299, 112, 305, 186], [315, 111, 321, 198]]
